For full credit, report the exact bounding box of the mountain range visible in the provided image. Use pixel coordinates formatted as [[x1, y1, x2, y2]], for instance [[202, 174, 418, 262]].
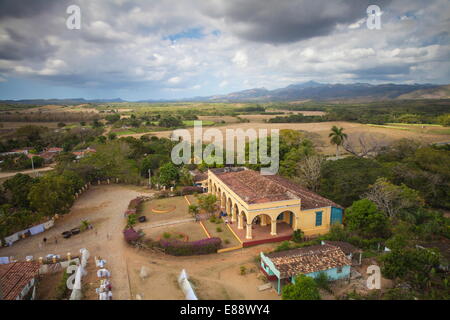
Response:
[[186, 81, 450, 102], [2, 82, 450, 105]]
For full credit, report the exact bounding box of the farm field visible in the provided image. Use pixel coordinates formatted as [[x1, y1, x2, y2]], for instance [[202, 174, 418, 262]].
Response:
[[121, 121, 450, 155]]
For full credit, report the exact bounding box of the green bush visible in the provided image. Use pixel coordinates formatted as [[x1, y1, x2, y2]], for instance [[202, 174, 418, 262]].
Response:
[[282, 275, 321, 300], [292, 229, 304, 243]]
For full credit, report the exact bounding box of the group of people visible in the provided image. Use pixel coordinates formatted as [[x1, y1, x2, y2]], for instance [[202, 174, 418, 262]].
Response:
[[95, 256, 113, 300]]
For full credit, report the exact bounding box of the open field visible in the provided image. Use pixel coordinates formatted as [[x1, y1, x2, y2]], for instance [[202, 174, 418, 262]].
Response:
[[0, 104, 99, 114], [138, 197, 192, 224], [198, 115, 240, 123], [141, 222, 206, 242], [369, 123, 450, 135], [121, 121, 450, 155]]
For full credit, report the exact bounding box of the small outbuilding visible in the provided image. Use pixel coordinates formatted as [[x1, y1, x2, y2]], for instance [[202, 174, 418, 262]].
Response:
[[0, 261, 40, 300], [260, 244, 351, 294]]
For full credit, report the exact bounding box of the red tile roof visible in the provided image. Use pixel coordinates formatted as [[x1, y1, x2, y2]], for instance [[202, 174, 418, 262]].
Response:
[[265, 244, 351, 278], [0, 262, 40, 300], [212, 169, 342, 210]]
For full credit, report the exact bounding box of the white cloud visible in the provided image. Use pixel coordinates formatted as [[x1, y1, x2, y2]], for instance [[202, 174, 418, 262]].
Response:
[[0, 0, 448, 100], [168, 76, 182, 84], [232, 50, 248, 68]]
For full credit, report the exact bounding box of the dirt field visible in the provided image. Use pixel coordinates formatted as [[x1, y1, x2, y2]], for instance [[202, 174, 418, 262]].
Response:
[[122, 121, 450, 155], [126, 244, 280, 300]]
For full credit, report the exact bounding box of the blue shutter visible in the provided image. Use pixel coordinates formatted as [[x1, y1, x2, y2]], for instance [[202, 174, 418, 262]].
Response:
[[331, 207, 343, 225], [315, 211, 323, 226]]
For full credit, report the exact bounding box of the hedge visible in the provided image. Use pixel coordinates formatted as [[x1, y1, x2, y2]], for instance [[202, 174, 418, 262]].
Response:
[[160, 237, 222, 256], [181, 186, 203, 195]]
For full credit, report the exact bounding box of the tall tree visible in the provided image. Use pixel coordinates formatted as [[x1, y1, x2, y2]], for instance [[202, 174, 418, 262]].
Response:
[[329, 126, 348, 157]]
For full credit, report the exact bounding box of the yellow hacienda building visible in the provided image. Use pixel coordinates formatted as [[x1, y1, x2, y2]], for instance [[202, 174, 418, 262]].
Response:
[[207, 167, 343, 246]]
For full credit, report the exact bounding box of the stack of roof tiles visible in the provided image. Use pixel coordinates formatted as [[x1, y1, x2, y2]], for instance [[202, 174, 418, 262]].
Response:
[[213, 169, 341, 210], [265, 244, 351, 278], [0, 262, 40, 300]]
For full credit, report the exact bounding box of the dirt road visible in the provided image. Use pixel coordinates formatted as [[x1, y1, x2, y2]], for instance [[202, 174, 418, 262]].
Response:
[[0, 166, 54, 179]]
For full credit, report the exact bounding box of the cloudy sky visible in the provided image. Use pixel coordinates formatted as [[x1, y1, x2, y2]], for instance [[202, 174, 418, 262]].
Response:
[[0, 0, 449, 100]]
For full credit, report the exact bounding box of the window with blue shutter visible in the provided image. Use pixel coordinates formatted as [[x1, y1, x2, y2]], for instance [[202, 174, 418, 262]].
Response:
[[315, 211, 323, 226], [331, 207, 343, 225]]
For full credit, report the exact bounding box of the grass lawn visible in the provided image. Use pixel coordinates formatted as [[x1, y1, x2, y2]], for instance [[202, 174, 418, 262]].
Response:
[[138, 196, 192, 224], [182, 120, 215, 126], [203, 218, 241, 248], [185, 194, 199, 206], [368, 124, 410, 130], [386, 123, 444, 127], [141, 221, 207, 242]]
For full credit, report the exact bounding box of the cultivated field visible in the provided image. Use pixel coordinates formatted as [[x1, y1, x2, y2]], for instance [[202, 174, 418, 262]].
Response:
[[122, 121, 450, 155]]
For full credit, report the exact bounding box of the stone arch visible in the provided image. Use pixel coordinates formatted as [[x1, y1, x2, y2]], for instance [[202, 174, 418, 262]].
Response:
[[251, 213, 272, 227], [276, 210, 296, 227]]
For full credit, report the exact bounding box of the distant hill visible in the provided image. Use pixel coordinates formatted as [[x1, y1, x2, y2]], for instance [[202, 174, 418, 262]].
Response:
[[0, 98, 125, 105], [2, 83, 450, 105], [396, 85, 450, 100], [197, 82, 446, 102]]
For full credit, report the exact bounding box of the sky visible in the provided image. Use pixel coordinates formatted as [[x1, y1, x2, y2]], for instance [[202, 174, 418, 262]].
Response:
[[0, 0, 449, 100]]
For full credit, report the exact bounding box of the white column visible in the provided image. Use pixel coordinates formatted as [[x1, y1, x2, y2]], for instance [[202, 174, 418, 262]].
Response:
[[231, 207, 236, 223], [246, 223, 253, 240], [271, 219, 277, 236], [261, 215, 267, 227], [238, 214, 244, 230]]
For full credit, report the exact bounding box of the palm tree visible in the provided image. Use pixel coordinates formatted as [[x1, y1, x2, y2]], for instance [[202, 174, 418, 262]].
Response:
[[329, 126, 347, 157]]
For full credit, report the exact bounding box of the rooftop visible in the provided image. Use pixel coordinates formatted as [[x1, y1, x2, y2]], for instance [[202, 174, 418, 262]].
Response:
[[264, 244, 351, 278], [323, 241, 362, 255], [0, 262, 40, 300], [211, 168, 342, 210]]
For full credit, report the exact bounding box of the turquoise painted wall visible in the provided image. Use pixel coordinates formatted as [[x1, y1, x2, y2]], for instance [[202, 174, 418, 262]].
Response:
[[291, 265, 351, 283]]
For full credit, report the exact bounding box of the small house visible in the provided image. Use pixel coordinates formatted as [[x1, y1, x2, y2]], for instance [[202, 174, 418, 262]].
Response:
[[260, 244, 351, 294], [0, 262, 40, 300]]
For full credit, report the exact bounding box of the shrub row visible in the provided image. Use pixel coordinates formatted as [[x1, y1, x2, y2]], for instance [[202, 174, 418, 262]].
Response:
[[160, 237, 222, 256], [181, 186, 203, 195]]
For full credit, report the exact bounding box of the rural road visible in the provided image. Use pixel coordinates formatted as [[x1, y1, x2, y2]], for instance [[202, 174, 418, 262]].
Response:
[[0, 166, 54, 179]]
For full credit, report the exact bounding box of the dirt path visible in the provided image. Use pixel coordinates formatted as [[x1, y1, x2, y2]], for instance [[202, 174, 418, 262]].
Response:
[[0, 166, 54, 179]]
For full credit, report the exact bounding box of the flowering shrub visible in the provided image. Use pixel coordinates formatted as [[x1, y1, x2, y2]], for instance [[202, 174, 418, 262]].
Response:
[[160, 237, 222, 256]]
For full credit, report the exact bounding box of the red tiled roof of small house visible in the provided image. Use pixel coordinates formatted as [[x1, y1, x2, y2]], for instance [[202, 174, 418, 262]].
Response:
[[213, 169, 342, 210], [0, 262, 40, 300], [265, 244, 351, 278]]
